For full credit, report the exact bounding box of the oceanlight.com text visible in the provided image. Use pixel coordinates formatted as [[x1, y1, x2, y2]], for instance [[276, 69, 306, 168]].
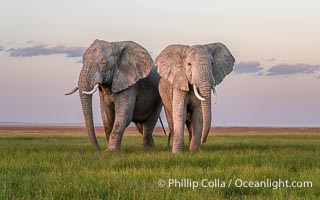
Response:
[[158, 178, 313, 190]]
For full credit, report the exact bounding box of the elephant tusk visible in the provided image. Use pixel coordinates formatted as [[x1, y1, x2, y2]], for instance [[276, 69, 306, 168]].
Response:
[[83, 84, 99, 95], [193, 85, 205, 101], [65, 86, 79, 95], [213, 89, 217, 104]]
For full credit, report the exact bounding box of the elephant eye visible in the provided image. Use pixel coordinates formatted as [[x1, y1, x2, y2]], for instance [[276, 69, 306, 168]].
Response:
[[102, 60, 108, 65], [187, 62, 192, 66]]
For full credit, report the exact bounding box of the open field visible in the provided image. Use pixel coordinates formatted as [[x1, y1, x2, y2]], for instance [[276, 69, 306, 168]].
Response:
[[0, 126, 320, 199], [1, 125, 319, 135]]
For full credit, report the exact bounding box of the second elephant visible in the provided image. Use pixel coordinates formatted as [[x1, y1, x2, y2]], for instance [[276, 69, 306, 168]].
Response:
[[156, 43, 235, 153]]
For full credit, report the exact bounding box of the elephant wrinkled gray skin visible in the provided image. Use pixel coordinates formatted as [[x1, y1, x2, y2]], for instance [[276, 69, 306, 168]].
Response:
[[66, 40, 162, 151], [156, 43, 235, 153]]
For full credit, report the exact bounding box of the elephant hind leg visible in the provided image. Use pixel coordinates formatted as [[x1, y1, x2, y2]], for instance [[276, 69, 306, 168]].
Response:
[[164, 107, 174, 147], [186, 114, 193, 147], [141, 103, 162, 150], [135, 122, 143, 135]]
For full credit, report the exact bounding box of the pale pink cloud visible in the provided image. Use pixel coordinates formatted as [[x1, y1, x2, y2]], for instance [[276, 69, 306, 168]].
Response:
[[9, 44, 86, 57], [234, 61, 263, 74], [266, 63, 320, 76]]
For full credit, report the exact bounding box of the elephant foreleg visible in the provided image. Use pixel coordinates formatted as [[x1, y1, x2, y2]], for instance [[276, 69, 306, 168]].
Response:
[[99, 90, 114, 146], [172, 88, 187, 153], [189, 108, 203, 152], [108, 88, 137, 151]]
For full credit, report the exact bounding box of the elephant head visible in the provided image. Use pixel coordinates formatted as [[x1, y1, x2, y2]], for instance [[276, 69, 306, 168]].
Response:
[[155, 43, 234, 144], [66, 40, 153, 151]]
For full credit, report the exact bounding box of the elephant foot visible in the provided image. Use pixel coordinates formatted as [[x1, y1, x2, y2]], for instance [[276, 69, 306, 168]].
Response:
[[142, 142, 155, 150], [107, 134, 122, 151], [172, 150, 184, 154], [106, 147, 120, 152], [172, 146, 184, 153], [189, 147, 200, 152], [189, 143, 200, 152], [142, 145, 155, 151], [107, 143, 121, 151], [142, 137, 155, 150]]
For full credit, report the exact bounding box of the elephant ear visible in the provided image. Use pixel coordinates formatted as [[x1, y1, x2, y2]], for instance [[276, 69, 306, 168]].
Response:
[[155, 45, 189, 91], [206, 43, 235, 85], [112, 41, 153, 93]]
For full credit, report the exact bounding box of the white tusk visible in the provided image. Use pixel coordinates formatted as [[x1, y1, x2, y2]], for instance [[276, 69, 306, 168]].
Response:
[[83, 84, 99, 95], [213, 89, 217, 104], [65, 86, 79, 95], [193, 85, 205, 101]]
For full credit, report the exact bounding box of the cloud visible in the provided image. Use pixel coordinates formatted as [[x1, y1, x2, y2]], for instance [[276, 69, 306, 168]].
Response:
[[9, 44, 86, 58], [266, 58, 276, 62], [233, 61, 263, 74], [266, 63, 320, 76], [0, 45, 3, 51], [26, 40, 45, 45], [6, 48, 15, 52]]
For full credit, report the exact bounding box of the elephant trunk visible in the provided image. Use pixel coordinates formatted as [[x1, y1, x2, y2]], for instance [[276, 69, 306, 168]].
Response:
[[198, 83, 212, 144], [78, 69, 101, 151]]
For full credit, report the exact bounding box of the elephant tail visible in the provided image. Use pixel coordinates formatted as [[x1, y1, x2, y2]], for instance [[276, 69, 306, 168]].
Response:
[[159, 116, 167, 136], [159, 116, 172, 148]]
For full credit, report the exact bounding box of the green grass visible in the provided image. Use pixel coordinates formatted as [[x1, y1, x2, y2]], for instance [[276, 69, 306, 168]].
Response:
[[0, 134, 319, 199]]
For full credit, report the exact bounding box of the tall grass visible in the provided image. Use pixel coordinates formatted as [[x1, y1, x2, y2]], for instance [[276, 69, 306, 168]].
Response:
[[0, 134, 319, 199]]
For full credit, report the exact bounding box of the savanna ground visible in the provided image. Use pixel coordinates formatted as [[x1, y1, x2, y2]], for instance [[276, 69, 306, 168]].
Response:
[[0, 126, 320, 199]]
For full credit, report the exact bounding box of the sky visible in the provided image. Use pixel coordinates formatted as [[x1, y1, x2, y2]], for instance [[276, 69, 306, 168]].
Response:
[[0, 0, 319, 127]]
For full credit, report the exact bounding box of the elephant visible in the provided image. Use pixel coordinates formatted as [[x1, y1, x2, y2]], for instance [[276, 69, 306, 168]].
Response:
[[155, 43, 235, 153], [65, 39, 162, 151]]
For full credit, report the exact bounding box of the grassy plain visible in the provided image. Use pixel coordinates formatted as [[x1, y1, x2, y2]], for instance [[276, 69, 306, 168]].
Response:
[[0, 126, 319, 199]]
